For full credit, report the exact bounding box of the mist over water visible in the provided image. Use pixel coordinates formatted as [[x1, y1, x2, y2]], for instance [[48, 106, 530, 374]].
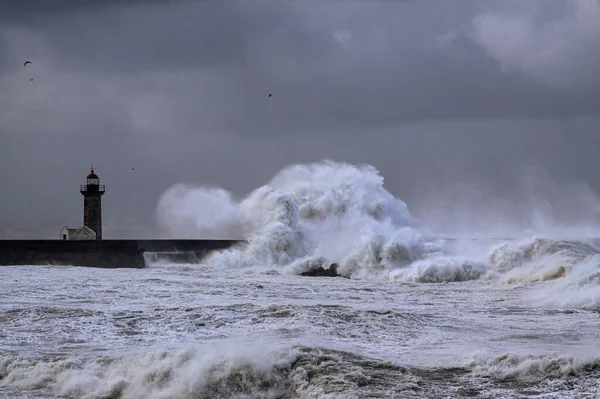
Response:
[[409, 166, 600, 240], [158, 161, 436, 278], [2, 160, 600, 398], [157, 160, 600, 295]]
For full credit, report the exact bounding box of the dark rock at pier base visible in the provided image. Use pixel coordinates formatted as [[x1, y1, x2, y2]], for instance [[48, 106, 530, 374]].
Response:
[[300, 263, 341, 277]]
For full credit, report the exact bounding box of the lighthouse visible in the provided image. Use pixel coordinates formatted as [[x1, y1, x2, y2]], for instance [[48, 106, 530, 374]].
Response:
[[80, 167, 105, 240]]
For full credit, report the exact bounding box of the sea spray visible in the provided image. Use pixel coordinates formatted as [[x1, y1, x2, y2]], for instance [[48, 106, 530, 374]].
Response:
[[154, 160, 600, 290], [488, 237, 599, 273], [157, 184, 242, 239], [485, 236, 600, 310], [389, 255, 493, 283], [467, 352, 600, 382], [0, 343, 299, 399], [156, 161, 469, 280], [488, 237, 600, 284], [527, 254, 600, 311], [224, 185, 308, 268]]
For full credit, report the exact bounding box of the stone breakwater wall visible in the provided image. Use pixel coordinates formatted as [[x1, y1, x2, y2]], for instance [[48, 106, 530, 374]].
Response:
[[0, 239, 244, 268]]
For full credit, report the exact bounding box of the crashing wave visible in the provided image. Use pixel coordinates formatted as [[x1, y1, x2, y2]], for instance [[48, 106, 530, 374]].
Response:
[[390, 256, 493, 283], [157, 161, 461, 281], [485, 237, 600, 311], [467, 352, 600, 382], [527, 254, 600, 311], [3, 346, 599, 399], [489, 237, 599, 273], [487, 237, 599, 284]]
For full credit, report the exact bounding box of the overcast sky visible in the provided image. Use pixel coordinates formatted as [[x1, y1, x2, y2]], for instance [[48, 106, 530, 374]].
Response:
[[1, 0, 599, 238]]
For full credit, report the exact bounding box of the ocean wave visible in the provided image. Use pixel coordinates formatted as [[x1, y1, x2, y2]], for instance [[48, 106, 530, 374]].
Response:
[[3, 346, 599, 399], [155, 161, 600, 295], [467, 352, 600, 382], [389, 256, 494, 283], [0, 344, 432, 399], [527, 254, 600, 311], [483, 237, 600, 311], [488, 237, 599, 275], [0, 343, 297, 399], [157, 161, 452, 281]]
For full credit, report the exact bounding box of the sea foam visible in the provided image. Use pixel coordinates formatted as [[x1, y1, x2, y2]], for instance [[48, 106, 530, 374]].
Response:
[[156, 160, 600, 307], [156, 161, 466, 281]]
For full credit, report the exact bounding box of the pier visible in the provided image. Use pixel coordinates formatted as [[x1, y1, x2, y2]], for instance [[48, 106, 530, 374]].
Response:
[[0, 239, 244, 268], [0, 167, 244, 268]]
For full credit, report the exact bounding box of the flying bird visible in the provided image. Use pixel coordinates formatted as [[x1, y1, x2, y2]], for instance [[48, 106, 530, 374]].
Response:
[[268, 94, 272, 98], [24, 61, 32, 67]]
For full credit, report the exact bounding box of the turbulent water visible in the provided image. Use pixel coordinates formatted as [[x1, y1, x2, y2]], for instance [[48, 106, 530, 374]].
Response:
[[2, 161, 600, 398]]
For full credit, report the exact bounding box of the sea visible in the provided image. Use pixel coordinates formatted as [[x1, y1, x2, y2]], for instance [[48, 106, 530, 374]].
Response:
[[1, 161, 599, 398]]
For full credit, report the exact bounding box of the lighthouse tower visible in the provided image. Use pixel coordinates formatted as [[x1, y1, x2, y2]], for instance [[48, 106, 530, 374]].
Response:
[[80, 167, 105, 240]]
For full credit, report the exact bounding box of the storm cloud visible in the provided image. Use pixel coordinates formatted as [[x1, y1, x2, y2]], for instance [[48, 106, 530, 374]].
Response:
[[0, 0, 599, 237]]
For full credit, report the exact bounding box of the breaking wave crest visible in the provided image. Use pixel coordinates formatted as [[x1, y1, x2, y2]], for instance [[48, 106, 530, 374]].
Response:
[[527, 254, 600, 311], [3, 346, 599, 399], [467, 353, 600, 382], [389, 256, 493, 283], [157, 161, 465, 281], [488, 237, 600, 311], [0, 343, 298, 399], [156, 161, 600, 305], [488, 237, 599, 276]]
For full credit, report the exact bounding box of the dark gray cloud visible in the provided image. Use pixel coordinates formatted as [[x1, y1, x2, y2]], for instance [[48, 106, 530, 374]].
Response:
[[0, 0, 168, 18], [469, 0, 600, 91], [0, 0, 599, 237], [2, 1, 598, 126]]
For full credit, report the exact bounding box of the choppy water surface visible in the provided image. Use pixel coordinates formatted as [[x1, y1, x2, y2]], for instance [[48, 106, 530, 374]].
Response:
[[1, 251, 599, 398], [2, 162, 600, 398]]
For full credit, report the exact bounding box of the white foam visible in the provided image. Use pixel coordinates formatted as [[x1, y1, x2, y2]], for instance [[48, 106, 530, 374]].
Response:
[[467, 352, 600, 382], [154, 161, 600, 297], [157, 161, 455, 280], [389, 255, 494, 283], [528, 254, 600, 311], [0, 342, 299, 399], [489, 237, 598, 273], [483, 237, 600, 310]]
